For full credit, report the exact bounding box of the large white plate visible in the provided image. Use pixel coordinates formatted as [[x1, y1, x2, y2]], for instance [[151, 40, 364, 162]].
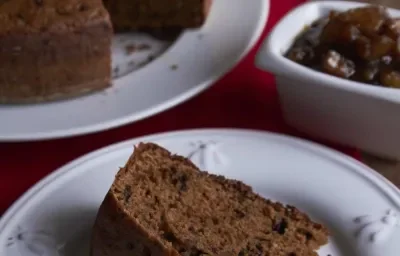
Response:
[[1, 129, 400, 256], [0, 0, 269, 141]]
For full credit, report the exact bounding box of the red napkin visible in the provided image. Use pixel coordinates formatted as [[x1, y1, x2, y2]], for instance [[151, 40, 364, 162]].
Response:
[[0, 0, 360, 215]]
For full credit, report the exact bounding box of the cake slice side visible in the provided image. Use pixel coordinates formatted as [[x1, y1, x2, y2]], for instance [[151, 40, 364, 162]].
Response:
[[91, 143, 329, 256]]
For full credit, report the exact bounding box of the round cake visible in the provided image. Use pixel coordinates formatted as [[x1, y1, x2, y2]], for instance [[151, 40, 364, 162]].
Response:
[[0, 0, 211, 104]]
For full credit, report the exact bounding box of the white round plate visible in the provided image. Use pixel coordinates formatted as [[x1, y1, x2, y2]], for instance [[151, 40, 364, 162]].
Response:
[[0, 0, 269, 142], [1, 129, 400, 256]]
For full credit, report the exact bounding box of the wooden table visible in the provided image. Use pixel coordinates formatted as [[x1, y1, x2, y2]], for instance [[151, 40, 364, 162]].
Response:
[[364, 154, 400, 187]]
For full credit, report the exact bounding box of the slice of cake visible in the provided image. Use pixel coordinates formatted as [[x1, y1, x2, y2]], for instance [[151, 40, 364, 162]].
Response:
[[103, 0, 213, 31], [0, 0, 113, 104], [91, 143, 329, 256]]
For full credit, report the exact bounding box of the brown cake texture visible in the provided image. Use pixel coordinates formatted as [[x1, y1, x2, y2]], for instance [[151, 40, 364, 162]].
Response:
[[0, 0, 211, 104], [0, 0, 113, 104], [103, 0, 213, 31], [91, 143, 329, 256]]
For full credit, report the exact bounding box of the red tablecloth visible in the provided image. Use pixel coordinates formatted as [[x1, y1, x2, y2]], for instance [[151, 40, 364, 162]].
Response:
[[0, 0, 361, 215]]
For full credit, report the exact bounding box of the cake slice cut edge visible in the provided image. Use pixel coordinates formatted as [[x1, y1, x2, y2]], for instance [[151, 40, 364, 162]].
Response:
[[91, 142, 329, 256]]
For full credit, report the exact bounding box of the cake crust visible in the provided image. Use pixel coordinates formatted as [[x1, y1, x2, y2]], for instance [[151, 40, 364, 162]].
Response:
[[91, 143, 329, 256]]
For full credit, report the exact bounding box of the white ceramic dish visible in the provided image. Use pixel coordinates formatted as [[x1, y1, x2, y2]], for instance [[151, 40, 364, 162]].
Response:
[[1, 129, 400, 256], [256, 1, 400, 160], [0, 0, 269, 142]]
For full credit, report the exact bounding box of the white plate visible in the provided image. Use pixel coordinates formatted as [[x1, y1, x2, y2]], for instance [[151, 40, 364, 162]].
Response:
[[0, 0, 269, 142], [1, 129, 400, 256]]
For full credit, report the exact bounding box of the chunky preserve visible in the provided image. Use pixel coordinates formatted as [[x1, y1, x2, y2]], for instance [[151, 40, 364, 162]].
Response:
[[286, 5, 400, 88]]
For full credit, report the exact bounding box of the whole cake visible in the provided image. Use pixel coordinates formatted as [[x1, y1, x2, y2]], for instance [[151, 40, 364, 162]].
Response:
[[91, 143, 329, 256], [0, 0, 211, 104]]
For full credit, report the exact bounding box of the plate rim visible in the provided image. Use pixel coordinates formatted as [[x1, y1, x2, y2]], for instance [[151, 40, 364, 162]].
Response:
[[0, 0, 270, 142], [1, 128, 399, 234]]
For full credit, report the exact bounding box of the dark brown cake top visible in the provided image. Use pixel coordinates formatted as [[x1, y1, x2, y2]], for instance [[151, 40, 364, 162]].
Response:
[[0, 0, 109, 34]]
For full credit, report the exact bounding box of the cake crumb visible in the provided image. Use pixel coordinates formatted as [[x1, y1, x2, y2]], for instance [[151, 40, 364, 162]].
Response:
[[125, 44, 151, 55], [137, 44, 151, 51], [137, 61, 146, 68], [125, 45, 136, 55], [147, 55, 155, 62], [113, 66, 120, 76]]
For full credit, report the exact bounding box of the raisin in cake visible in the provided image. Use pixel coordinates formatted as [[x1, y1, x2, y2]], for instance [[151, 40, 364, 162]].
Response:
[[0, 0, 211, 104], [91, 143, 329, 256]]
